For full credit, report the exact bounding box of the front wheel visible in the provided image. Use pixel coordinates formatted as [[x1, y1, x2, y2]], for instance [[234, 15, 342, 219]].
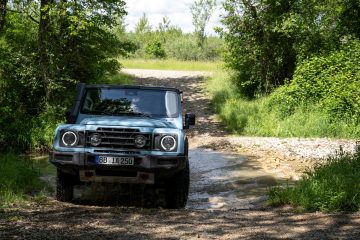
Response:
[[56, 170, 75, 202], [165, 159, 190, 209]]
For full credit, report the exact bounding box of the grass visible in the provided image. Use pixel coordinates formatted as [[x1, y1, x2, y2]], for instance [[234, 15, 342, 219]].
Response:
[[119, 58, 222, 71], [102, 71, 134, 85], [207, 70, 360, 138], [268, 146, 360, 212], [0, 154, 51, 207]]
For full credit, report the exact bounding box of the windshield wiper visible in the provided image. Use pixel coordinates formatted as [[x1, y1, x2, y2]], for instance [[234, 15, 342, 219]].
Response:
[[85, 110, 157, 118], [85, 110, 115, 116], [125, 112, 154, 118]]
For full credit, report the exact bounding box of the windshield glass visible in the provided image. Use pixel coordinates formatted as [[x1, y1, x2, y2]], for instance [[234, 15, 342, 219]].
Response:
[[81, 88, 179, 118]]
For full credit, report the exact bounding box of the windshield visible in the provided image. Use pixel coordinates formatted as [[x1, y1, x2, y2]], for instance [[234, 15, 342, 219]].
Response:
[[81, 88, 179, 118]]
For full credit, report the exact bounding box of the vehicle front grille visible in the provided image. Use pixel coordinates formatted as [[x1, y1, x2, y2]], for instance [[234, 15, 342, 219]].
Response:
[[86, 128, 152, 150], [94, 150, 141, 155]]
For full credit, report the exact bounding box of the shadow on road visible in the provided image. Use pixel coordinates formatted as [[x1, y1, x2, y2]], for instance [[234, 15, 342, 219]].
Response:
[[1, 202, 359, 239]]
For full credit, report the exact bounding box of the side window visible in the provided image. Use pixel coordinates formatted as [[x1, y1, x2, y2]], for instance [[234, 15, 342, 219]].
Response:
[[82, 95, 94, 112], [165, 91, 179, 117]]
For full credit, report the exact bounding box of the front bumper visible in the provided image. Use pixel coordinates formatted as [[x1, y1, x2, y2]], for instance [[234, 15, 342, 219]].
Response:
[[49, 151, 186, 184]]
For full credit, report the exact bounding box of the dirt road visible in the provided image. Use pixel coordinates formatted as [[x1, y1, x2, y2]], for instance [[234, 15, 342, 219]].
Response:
[[1, 69, 359, 239]]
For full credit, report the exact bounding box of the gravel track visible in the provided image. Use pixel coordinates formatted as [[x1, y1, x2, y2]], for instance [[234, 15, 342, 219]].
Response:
[[1, 69, 359, 239]]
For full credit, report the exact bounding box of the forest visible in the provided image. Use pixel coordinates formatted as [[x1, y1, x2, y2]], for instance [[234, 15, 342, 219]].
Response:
[[0, 0, 360, 149]]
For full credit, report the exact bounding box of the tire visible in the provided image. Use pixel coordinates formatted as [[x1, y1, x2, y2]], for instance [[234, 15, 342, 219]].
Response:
[[165, 159, 190, 209], [56, 170, 74, 202], [165, 139, 190, 209]]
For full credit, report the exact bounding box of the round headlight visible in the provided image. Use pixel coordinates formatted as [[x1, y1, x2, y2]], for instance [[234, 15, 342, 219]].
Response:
[[90, 133, 102, 146], [160, 135, 177, 151], [134, 135, 147, 148], [62, 131, 78, 147]]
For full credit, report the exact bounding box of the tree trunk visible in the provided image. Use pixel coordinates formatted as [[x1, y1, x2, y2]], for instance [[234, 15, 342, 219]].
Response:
[[0, 0, 7, 33], [38, 0, 52, 101]]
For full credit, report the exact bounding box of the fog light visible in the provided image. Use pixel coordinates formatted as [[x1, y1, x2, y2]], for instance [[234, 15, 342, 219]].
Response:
[[134, 135, 147, 148], [90, 133, 102, 146]]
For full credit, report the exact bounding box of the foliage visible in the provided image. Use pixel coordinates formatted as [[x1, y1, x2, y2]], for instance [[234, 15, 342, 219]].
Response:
[[207, 68, 360, 138], [145, 39, 166, 59], [164, 35, 223, 61], [190, 0, 217, 48], [0, 154, 49, 206], [219, 0, 360, 97], [268, 39, 360, 122], [135, 13, 152, 35], [210, 1, 360, 138], [268, 146, 360, 212], [219, 0, 297, 97], [0, 0, 135, 151], [125, 14, 223, 61], [120, 58, 222, 71]]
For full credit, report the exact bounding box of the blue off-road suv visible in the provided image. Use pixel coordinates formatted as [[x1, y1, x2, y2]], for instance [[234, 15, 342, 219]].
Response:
[[49, 83, 195, 208]]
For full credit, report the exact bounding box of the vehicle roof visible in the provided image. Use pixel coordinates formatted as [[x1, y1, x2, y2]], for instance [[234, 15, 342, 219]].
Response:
[[85, 84, 182, 93]]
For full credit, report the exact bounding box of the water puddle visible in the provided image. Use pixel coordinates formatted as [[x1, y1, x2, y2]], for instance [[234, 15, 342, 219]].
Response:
[[187, 148, 281, 210], [38, 148, 283, 210]]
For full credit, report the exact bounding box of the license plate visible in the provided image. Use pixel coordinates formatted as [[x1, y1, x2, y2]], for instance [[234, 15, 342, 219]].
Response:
[[95, 156, 134, 166]]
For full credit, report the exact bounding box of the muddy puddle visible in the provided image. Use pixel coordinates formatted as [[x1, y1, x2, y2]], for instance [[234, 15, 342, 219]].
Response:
[[187, 148, 281, 210]]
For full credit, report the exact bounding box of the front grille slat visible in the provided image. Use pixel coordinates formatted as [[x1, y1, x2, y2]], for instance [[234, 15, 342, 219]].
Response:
[[86, 128, 152, 150], [94, 150, 140, 154], [96, 136, 151, 140]]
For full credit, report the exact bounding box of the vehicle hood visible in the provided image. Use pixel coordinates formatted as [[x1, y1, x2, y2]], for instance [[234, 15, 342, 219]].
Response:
[[79, 116, 177, 128]]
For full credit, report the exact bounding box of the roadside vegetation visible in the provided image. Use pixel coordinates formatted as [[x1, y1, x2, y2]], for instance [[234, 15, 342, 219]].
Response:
[[121, 58, 221, 71], [208, 0, 360, 139], [209, 0, 360, 212], [208, 40, 360, 138], [119, 0, 221, 62], [0, 1, 137, 152], [268, 146, 360, 212], [0, 154, 52, 207]]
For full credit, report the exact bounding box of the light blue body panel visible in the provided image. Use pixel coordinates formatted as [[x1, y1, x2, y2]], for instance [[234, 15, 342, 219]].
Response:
[[53, 114, 185, 156]]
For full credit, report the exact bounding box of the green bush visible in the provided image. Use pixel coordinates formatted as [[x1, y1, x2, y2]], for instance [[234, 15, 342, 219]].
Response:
[[165, 35, 203, 61], [268, 146, 360, 212], [0, 2, 135, 153], [164, 35, 223, 61], [208, 68, 360, 138], [145, 40, 166, 59], [268, 39, 360, 122]]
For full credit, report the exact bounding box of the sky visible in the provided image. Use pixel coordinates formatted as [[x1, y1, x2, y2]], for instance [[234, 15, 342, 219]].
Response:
[[123, 0, 224, 35]]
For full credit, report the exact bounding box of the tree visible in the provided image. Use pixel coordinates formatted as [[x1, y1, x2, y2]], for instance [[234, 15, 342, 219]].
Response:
[[219, 0, 360, 98], [135, 13, 151, 35], [219, 0, 297, 97], [190, 0, 216, 48], [0, 0, 7, 33], [158, 16, 171, 33], [37, 0, 131, 101], [38, 0, 52, 100], [0, 0, 135, 150]]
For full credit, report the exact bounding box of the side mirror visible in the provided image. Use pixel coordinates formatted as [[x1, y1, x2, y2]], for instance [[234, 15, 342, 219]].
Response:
[[184, 113, 196, 129]]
